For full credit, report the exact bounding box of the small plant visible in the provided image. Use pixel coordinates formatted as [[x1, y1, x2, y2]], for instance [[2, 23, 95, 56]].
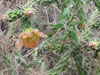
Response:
[[5, 7, 47, 49]]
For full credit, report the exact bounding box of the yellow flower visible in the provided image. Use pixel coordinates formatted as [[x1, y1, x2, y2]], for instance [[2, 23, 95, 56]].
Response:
[[16, 28, 47, 48]]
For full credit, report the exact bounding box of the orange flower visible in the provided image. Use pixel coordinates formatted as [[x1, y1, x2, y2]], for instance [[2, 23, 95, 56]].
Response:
[[16, 29, 47, 48]]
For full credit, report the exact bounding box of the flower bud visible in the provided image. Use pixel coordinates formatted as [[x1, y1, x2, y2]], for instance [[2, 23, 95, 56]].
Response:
[[88, 41, 99, 49], [25, 10, 33, 17]]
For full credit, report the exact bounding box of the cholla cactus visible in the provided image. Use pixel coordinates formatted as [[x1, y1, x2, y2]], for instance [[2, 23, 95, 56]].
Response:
[[5, 9, 22, 22]]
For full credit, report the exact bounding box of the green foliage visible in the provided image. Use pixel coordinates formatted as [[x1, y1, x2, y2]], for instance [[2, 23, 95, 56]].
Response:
[[48, 49, 73, 75], [6, 9, 22, 22], [88, 9, 100, 25], [58, 5, 73, 22], [50, 24, 63, 29], [20, 17, 33, 31], [40, 0, 56, 6], [93, 0, 100, 11], [3, 53, 15, 75], [15, 50, 36, 68], [94, 67, 100, 75], [6, 22, 18, 38], [73, 0, 86, 22]]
